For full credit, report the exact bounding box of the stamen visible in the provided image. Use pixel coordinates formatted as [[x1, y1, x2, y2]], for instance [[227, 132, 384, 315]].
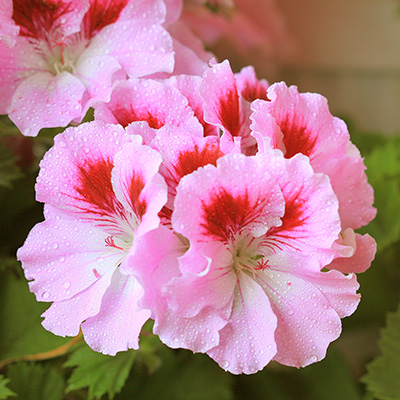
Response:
[[51, 33, 68, 65], [105, 235, 124, 250], [254, 258, 270, 271]]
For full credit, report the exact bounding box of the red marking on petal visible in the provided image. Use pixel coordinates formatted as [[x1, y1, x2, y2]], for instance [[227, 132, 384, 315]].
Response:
[[12, 0, 73, 41], [279, 115, 318, 159], [83, 0, 128, 39], [217, 88, 241, 137], [240, 83, 268, 103], [201, 188, 267, 243], [172, 142, 224, 184], [112, 106, 165, 129], [125, 172, 147, 219], [159, 206, 172, 224], [268, 191, 308, 246], [73, 157, 124, 219]]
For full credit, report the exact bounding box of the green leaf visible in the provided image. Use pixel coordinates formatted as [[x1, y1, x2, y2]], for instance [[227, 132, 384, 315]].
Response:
[[0, 376, 15, 399], [119, 348, 233, 400], [0, 145, 21, 188], [362, 303, 400, 400], [0, 270, 70, 364], [64, 344, 136, 400], [6, 362, 64, 400], [360, 137, 400, 251], [235, 350, 361, 400]]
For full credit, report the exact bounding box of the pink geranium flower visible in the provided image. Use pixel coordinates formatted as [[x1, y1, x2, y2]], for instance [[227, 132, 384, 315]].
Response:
[[0, 0, 174, 136], [127, 150, 360, 374], [251, 82, 377, 274], [200, 60, 269, 155], [17, 121, 168, 355]]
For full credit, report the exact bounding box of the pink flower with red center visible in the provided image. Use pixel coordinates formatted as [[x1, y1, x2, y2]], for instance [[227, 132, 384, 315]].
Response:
[[251, 82, 377, 274], [0, 0, 174, 136], [93, 77, 204, 139], [126, 150, 360, 374], [200, 59, 269, 155], [17, 121, 168, 355]]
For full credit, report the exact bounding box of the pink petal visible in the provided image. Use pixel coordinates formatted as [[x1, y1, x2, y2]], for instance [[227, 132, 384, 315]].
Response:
[[9, 71, 85, 136], [122, 225, 183, 312], [328, 233, 377, 274], [74, 54, 121, 116], [89, 19, 174, 78], [261, 267, 343, 368], [17, 205, 122, 303], [41, 268, 114, 337], [0, 0, 19, 47], [155, 298, 232, 353], [150, 128, 224, 208], [166, 74, 219, 137], [207, 272, 278, 375], [35, 121, 131, 217], [162, 0, 183, 26], [111, 140, 167, 238], [235, 65, 269, 102], [166, 21, 212, 76], [12, 0, 89, 40], [251, 82, 349, 163], [172, 153, 285, 244], [322, 153, 376, 230], [264, 152, 341, 265], [81, 271, 151, 355], [93, 78, 203, 136], [164, 242, 236, 318]]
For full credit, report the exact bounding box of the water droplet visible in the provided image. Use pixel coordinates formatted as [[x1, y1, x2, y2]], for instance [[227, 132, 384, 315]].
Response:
[[53, 243, 59, 249], [287, 308, 294, 316], [42, 291, 50, 299], [23, 128, 31, 135], [221, 360, 230, 369], [63, 281, 71, 289]]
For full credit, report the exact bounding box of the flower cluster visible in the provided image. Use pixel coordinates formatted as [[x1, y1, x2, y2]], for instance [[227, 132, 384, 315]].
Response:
[[6, 0, 376, 375]]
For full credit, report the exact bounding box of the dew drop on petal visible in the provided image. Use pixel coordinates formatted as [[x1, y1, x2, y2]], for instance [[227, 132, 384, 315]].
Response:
[[221, 360, 230, 369], [63, 281, 71, 289], [42, 291, 50, 299]]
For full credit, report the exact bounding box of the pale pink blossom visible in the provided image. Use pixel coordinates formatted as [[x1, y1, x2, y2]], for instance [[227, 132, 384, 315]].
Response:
[[250, 82, 377, 274], [181, 0, 295, 63], [0, 0, 174, 136], [126, 150, 360, 374], [17, 121, 168, 355]]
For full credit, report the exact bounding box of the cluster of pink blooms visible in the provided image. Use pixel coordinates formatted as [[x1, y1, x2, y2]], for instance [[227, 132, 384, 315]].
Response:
[[3, 0, 376, 374]]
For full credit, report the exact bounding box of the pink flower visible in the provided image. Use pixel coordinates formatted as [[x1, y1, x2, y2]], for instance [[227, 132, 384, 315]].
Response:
[[127, 150, 360, 374], [199, 59, 269, 155], [250, 82, 377, 274], [0, 0, 174, 136], [17, 121, 168, 355], [93, 77, 204, 139]]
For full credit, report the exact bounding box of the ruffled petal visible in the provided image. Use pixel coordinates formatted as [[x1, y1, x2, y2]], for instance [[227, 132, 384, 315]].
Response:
[[41, 268, 114, 337], [207, 272, 277, 374], [9, 71, 85, 136], [81, 271, 151, 355], [328, 232, 377, 274], [93, 78, 203, 136], [172, 153, 285, 244], [17, 205, 122, 303]]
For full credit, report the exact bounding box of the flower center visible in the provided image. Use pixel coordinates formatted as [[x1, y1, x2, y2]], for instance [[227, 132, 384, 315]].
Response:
[[229, 234, 269, 277]]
